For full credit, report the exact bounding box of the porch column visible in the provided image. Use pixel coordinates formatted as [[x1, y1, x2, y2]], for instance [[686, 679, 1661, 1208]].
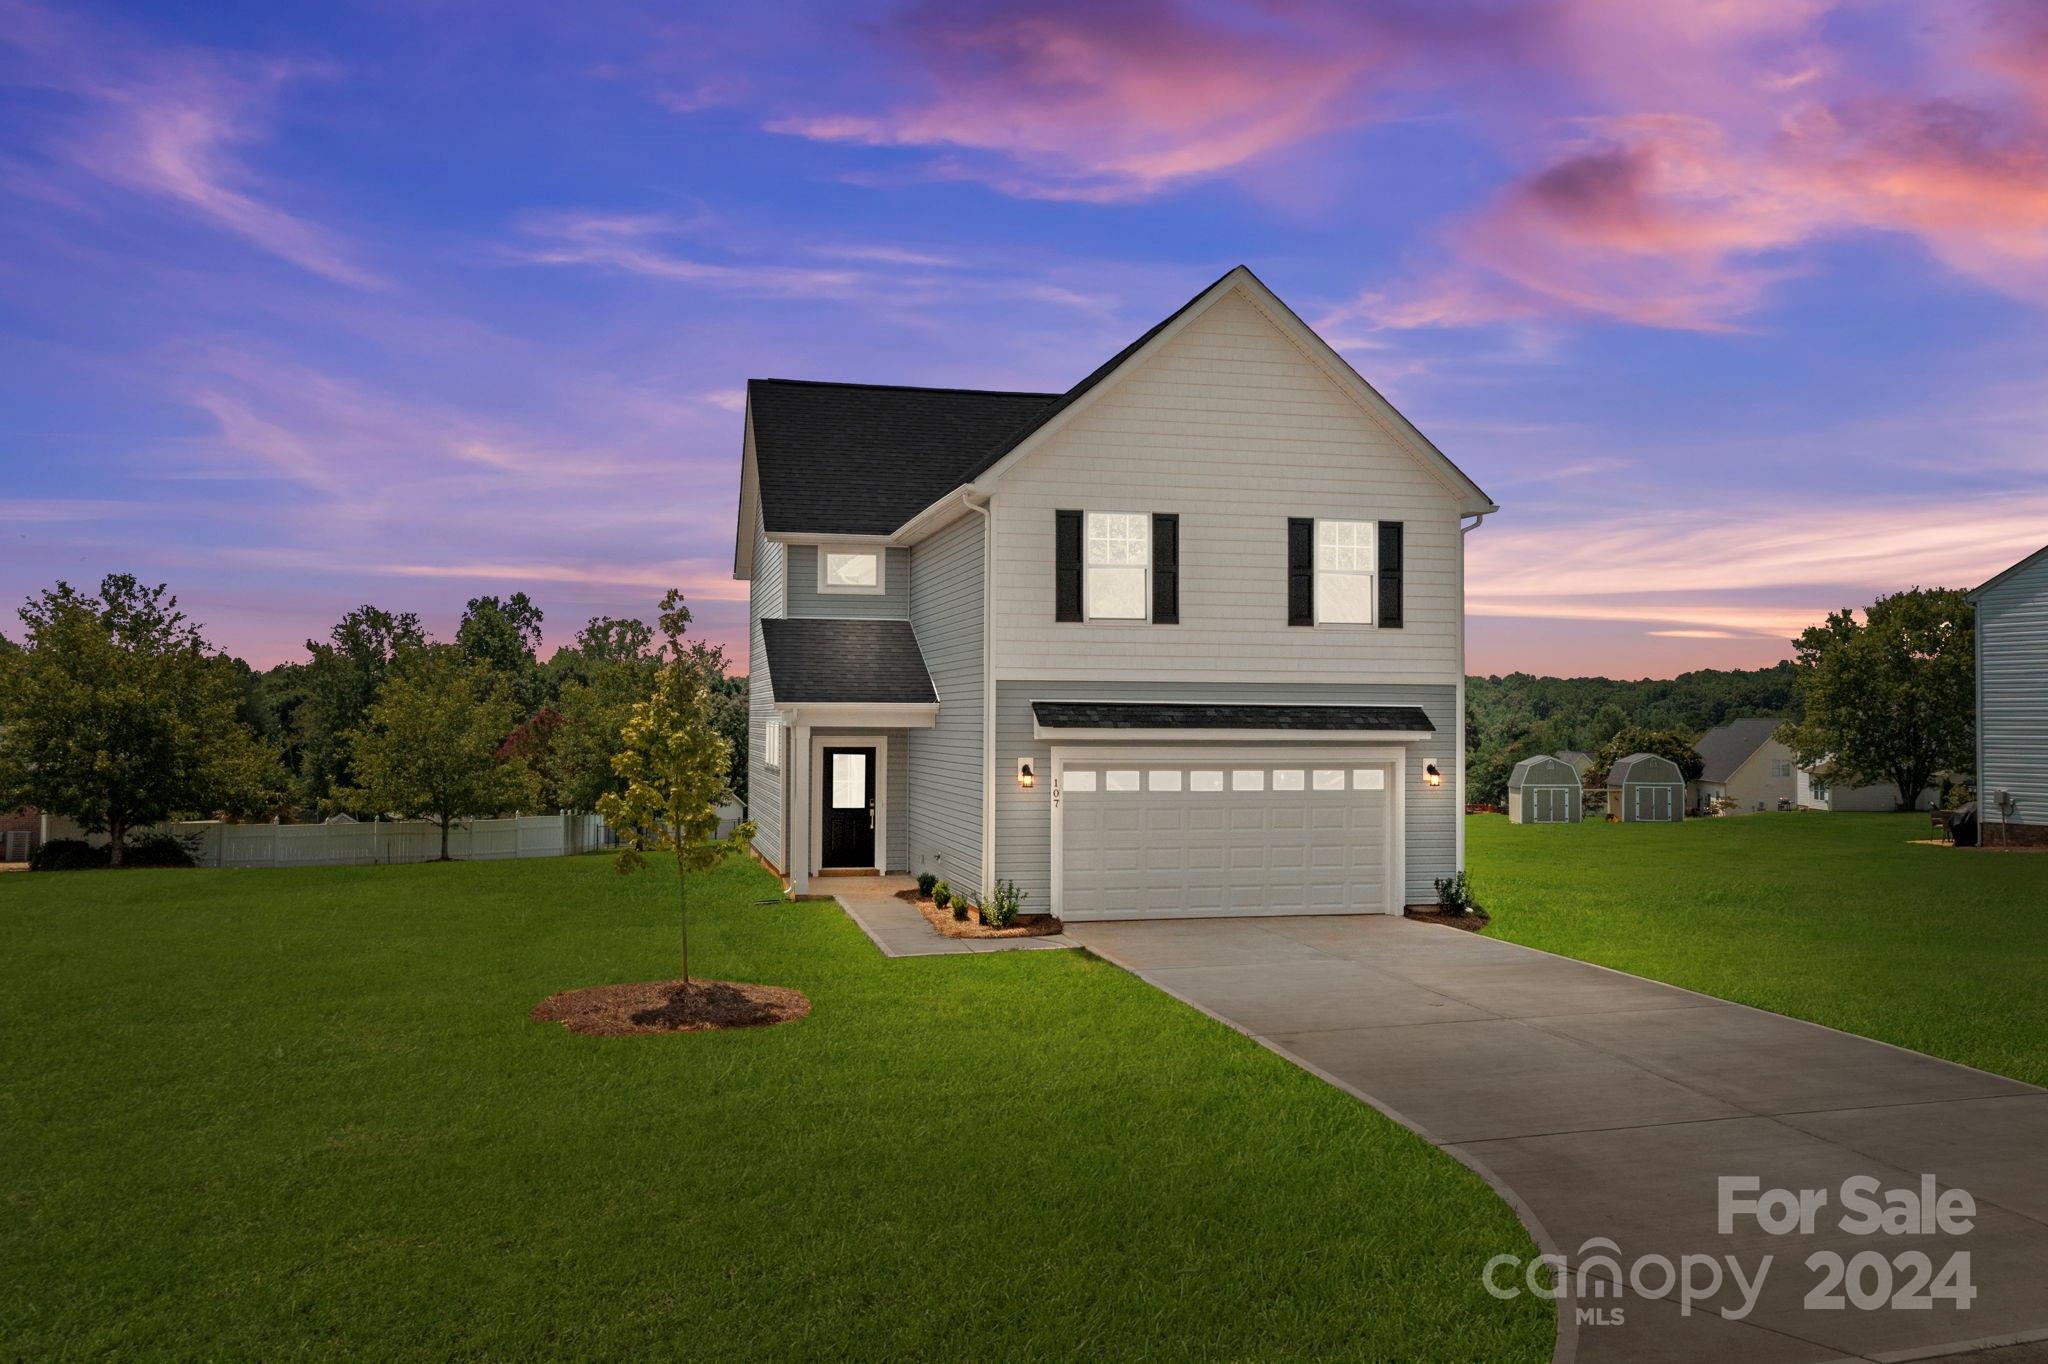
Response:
[[788, 720, 812, 894]]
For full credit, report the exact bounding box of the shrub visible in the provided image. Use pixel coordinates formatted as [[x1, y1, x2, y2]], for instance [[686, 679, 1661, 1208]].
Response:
[[1433, 872, 1477, 916], [30, 839, 107, 872], [952, 893, 971, 923], [915, 870, 938, 898], [982, 879, 1027, 929], [931, 881, 951, 909], [123, 833, 199, 868]]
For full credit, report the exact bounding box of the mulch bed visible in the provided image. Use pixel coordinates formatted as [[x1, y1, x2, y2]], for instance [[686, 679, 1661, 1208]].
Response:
[[530, 979, 811, 1036], [1404, 906, 1491, 933], [896, 888, 1064, 938]]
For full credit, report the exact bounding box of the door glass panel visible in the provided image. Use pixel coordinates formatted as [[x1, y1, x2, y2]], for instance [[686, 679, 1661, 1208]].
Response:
[[831, 753, 867, 809]]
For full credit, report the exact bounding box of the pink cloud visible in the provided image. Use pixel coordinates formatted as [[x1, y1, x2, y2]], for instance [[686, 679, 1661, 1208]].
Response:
[[766, 0, 1389, 201], [0, 0, 385, 289]]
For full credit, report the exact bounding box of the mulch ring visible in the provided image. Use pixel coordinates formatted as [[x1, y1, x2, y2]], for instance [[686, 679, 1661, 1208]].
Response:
[[531, 979, 811, 1036], [896, 888, 1063, 939], [1404, 906, 1491, 933]]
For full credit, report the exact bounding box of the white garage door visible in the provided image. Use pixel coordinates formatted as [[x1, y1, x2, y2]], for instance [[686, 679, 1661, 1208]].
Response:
[[1058, 757, 1395, 919]]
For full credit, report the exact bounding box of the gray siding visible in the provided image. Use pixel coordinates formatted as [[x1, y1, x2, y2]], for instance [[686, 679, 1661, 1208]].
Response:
[[1979, 551, 2048, 831], [995, 680, 1459, 910], [747, 513, 787, 870], [811, 729, 909, 872], [906, 512, 985, 890], [785, 545, 913, 620]]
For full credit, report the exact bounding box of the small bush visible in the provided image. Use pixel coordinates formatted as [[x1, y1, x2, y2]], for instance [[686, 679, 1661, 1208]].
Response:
[[952, 893, 971, 923], [931, 881, 951, 910], [123, 833, 199, 868], [982, 879, 1027, 929], [30, 839, 107, 872], [915, 870, 938, 898], [1433, 872, 1477, 916]]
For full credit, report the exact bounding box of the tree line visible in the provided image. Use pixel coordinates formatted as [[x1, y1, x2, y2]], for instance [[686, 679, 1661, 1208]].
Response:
[[0, 575, 747, 863]]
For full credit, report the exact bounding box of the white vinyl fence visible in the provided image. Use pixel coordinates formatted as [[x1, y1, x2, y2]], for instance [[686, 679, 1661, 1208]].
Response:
[[40, 803, 745, 870]]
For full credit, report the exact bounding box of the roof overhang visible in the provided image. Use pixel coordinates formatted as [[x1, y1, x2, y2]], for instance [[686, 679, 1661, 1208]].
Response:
[[775, 701, 938, 729], [733, 410, 761, 581], [1968, 542, 2048, 602], [1031, 700, 1435, 743]]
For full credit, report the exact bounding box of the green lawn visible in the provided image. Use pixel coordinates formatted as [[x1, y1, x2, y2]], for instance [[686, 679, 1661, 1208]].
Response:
[[1, 855, 1549, 1361], [1469, 812, 2048, 1086]]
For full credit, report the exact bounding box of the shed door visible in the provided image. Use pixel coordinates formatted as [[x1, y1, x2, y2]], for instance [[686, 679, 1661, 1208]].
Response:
[[1060, 758, 1393, 919], [1534, 788, 1566, 823]]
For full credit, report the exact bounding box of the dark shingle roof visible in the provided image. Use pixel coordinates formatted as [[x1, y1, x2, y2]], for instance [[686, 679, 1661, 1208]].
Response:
[[749, 380, 1056, 536], [1693, 718, 1783, 784], [760, 618, 936, 704], [1031, 701, 1433, 733]]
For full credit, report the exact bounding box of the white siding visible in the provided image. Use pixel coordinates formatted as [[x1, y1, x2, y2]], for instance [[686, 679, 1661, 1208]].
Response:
[[1978, 550, 2048, 832], [785, 545, 913, 620], [989, 290, 1463, 684], [995, 680, 1458, 910], [747, 510, 788, 870], [907, 511, 984, 890]]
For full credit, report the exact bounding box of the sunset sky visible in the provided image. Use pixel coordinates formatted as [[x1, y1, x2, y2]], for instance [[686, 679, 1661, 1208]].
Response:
[[5, 0, 2047, 678]]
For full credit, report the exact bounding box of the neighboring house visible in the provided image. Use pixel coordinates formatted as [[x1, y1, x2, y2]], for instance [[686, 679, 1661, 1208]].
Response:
[[1555, 750, 1594, 777], [1606, 753, 1685, 822], [733, 266, 1496, 918], [1508, 756, 1582, 824], [1692, 718, 1795, 814], [1969, 542, 2048, 845], [1, 807, 39, 863], [1793, 766, 1934, 813]]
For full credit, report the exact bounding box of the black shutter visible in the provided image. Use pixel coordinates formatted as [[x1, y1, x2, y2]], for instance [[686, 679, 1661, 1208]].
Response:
[[1378, 520, 1404, 628], [1287, 518, 1314, 626], [1151, 513, 1179, 624], [1055, 509, 1083, 622]]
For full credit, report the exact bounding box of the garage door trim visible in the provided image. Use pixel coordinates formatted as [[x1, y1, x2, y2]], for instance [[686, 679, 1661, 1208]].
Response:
[[1049, 743, 1406, 920]]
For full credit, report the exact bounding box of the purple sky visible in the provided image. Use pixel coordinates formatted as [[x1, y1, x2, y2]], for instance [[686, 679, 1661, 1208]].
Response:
[[5, 0, 2047, 679]]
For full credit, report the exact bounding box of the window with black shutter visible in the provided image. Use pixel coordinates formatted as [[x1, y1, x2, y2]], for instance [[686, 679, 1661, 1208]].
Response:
[[1151, 513, 1179, 624], [1287, 518, 1313, 626], [1378, 521, 1404, 628], [1054, 509, 1083, 622]]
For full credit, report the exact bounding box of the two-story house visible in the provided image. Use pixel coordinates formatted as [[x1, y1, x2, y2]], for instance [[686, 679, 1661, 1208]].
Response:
[[732, 267, 1497, 919]]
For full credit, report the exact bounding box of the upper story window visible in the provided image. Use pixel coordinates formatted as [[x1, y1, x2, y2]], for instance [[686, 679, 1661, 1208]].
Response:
[[818, 547, 883, 595], [1085, 512, 1149, 620], [1315, 520, 1375, 624], [1771, 758, 1793, 779]]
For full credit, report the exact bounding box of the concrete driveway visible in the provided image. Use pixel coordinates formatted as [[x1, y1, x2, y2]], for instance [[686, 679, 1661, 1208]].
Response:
[[1067, 916, 2048, 1364]]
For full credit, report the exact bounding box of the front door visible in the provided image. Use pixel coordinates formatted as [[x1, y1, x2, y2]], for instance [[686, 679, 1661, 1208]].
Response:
[[820, 746, 876, 868]]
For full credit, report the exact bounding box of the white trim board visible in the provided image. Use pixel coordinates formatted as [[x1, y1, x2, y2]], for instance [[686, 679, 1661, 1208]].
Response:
[[808, 733, 889, 876], [1048, 742, 1406, 921]]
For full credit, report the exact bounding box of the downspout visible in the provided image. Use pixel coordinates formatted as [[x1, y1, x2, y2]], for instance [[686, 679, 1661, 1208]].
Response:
[[966, 491, 995, 898], [1455, 512, 1490, 884]]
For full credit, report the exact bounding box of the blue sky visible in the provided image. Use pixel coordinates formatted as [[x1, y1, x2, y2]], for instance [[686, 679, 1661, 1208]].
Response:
[[5, 0, 2047, 676]]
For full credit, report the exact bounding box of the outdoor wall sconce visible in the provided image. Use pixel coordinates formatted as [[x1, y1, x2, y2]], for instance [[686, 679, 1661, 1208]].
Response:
[[1425, 763, 1443, 787], [1018, 759, 1036, 789]]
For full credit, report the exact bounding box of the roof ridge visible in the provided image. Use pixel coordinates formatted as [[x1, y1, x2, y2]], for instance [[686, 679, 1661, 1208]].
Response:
[[748, 376, 1059, 399]]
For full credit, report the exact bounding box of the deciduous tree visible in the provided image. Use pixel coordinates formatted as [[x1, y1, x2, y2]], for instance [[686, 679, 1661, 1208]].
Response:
[[1777, 588, 1974, 810], [0, 576, 279, 864]]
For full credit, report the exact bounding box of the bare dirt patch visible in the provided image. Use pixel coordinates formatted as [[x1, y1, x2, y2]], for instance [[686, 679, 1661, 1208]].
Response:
[[1404, 907, 1491, 933], [896, 888, 1063, 939], [531, 979, 810, 1036]]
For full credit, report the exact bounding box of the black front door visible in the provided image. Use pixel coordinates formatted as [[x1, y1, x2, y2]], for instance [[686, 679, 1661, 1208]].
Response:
[[821, 746, 876, 868]]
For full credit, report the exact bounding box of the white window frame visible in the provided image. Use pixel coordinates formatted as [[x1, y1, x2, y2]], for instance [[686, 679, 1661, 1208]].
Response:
[[1083, 511, 1149, 622], [1314, 518, 1375, 626], [763, 716, 783, 770], [817, 546, 885, 595]]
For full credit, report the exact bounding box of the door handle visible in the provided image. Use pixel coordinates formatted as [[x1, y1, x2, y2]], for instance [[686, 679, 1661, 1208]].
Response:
[[867, 801, 875, 827]]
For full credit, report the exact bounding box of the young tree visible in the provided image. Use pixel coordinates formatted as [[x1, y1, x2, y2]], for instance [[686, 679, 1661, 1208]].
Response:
[[0, 576, 279, 864], [598, 592, 755, 985], [344, 647, 536, 860], [1777, 588, 1975, 810]]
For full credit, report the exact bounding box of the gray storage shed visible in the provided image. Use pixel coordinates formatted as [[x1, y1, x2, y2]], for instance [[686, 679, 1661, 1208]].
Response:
[[1508, 756, 1583, 824], [1607, 753, 1686, 822]]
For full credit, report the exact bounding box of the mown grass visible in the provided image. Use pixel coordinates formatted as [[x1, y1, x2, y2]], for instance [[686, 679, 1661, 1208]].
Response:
[[1, 854, 1549, 1360], [1468, 812, 2048, 1086]]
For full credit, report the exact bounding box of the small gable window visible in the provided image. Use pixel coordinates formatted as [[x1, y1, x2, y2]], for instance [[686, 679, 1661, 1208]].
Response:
[[1084, 512, 1149, 620], [819, 547, 883, 594], [1315, 520, 1375, 625]]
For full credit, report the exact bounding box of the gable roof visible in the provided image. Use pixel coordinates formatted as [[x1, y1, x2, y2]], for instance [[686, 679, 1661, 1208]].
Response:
[[737, 265, 1496, 551], [1693, 718, 1786, 784], [1969, 542, 2048, 602], [1607, 752, 1685, 786], [748, 380, 1057, 537], [759, 618, 936, 704], [1510, 755, 1581, 788]]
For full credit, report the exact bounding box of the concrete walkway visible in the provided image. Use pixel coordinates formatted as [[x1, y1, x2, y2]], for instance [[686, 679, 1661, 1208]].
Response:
[[827, 875, 1077, 958], [1067, 915, 2048, 1364]]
